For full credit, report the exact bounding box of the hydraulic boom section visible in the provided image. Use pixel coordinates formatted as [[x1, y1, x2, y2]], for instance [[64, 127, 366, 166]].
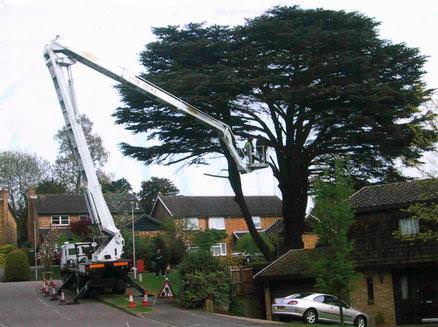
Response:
[[45, 37, 268, 174], [44, 44, 124, 263]]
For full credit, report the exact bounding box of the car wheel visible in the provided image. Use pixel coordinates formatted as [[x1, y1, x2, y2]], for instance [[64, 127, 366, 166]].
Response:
[[355, 315, 367, 327], [303, 309, 318, 324]]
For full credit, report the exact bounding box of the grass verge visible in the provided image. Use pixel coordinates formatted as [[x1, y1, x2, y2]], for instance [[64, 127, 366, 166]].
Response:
[[99, 294, 153, 316], [137, 270, 181, 296]]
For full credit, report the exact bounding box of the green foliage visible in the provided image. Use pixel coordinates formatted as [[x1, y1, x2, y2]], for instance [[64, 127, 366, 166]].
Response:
[[36, 179, 66, 194], [235, 232, 274, 255], [114, 6, 434, 250], [54, 114, 109, 192], [0, 244, 16, 267], [138, 177, 179, 213], [101, 178, 132, 193], [178, 251, 230, 308], [311, 160, 359, 301], [4, 249, 31, 281], [228, 296, 244, 316], [191, 229, 227, 252]]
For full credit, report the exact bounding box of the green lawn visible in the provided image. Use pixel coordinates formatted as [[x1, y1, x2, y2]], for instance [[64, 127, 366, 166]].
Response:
[[137, 270, 181, 296]]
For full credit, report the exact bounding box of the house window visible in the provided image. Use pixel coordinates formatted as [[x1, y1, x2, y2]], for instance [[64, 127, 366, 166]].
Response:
[[252, 216, 261, 229], [211, 243, 227, 256], [51, 215, 70, 226], [366, 277, 374, 305], [399, 218, 419, 236], [208, 217, 225, 230], [183, 217, 199, 230]]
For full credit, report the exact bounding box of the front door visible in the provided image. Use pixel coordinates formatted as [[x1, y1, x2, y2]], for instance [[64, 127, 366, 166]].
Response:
[[393, 267, 438, 324]]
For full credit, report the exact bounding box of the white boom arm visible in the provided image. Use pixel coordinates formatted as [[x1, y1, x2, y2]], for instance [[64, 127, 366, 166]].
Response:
[[44, 37, 267, 262], [44, 43, 124, 262], [45, 38, 256, 173]]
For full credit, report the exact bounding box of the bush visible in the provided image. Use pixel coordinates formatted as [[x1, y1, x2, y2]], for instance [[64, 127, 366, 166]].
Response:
[[4, 249, 31, 281], [235, 232, 274, 256], [0, 244, 16, 267], [178, 251, 231, 309]]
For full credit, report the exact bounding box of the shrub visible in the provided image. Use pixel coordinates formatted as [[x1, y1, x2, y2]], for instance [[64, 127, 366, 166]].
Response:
[[0, 244, 16, 267], [179, 251, 231, 308], [235, 232, 274, 256], [4, 249, 31, 281]]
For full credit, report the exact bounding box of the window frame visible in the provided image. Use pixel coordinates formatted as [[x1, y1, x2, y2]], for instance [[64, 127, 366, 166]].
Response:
[[208, 217, 225, 230], [210, 242, 227, 256], [252, 216, 262, 229], [183, 217, 200, 231], [51, 215, 70, 226], [366, 276, 374, 305], [399, 217, 419, 236]]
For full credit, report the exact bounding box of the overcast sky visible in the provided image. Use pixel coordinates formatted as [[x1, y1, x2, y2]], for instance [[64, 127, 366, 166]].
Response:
[[1, 0, 437, 198]]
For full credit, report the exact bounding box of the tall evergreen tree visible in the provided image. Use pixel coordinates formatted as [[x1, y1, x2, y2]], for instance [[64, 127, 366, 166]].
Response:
[[138, 177, 179, 213], [114, 7, 436, 252]]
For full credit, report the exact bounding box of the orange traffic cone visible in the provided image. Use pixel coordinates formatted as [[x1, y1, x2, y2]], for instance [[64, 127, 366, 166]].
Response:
[[142, 290, 150, 307], [49, 278, 55, 288], [50, 286, 58, 301], [128, 290, 136, 308], [59, 290, 66, 304]]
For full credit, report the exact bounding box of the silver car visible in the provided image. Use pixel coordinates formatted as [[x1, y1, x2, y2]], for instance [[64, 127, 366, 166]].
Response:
[[272, 293, 368, 327]]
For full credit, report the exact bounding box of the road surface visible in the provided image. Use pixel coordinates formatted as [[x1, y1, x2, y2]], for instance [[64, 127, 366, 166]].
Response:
[[0, 281, 279, 327]]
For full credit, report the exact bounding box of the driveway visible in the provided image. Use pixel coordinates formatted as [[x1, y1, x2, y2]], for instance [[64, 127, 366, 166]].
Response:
[[144, 300, 279, 327], [0, 281, 279, 327]]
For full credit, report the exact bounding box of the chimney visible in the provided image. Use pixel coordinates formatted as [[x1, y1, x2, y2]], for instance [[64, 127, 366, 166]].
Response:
[[26, 187, 38, 247], [1, 189, 8, 222]]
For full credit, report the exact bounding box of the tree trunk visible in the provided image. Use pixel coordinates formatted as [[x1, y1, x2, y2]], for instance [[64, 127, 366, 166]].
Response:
[[221, 140, 275, 261], [277, 153, 309, 251]]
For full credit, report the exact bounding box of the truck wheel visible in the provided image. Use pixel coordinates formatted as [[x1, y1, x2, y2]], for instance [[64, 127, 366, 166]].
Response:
[[112, 279, 126, 294]]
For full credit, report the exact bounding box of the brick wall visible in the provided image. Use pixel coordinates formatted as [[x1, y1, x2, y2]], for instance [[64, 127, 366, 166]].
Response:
[[351, 271, 396, 327], [0, 189, 17, 245], [302, 232, 319, 249]]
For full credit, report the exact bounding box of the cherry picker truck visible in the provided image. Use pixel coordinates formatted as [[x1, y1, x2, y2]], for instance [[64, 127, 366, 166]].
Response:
[[43, 37, 268, 303]]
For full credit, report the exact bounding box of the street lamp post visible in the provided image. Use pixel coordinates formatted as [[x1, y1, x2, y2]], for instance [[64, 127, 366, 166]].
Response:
[[131, 198, 138, 280], [33, 220, 38, 280]]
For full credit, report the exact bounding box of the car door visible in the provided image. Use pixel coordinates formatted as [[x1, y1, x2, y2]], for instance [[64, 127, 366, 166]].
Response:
[[321, 296, 342, 322], [337, 300, 355, 324]]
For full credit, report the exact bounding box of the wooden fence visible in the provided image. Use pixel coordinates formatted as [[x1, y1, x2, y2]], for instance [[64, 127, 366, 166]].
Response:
[[230, 265, 253, 295]]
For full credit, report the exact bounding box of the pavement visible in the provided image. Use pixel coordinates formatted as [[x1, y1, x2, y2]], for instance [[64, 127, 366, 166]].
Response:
[[0, 281, 280, 327]]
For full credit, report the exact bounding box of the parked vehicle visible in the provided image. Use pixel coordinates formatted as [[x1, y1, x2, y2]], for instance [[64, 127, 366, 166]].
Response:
[[272, 293, 368, 327]]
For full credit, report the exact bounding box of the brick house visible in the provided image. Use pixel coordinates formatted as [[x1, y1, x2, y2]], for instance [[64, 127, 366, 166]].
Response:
[[26, 188, 136, 247], [255, 179, 438, 326], [150, 195, 284, 255], [0, 189, 17, 245]]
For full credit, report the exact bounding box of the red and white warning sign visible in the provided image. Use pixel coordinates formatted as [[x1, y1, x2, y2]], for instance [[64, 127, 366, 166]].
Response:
[[158, 277, 174, 298]]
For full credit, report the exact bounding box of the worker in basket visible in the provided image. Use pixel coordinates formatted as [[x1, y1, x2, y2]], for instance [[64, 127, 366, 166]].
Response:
[[244, 136, 254, 164]]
